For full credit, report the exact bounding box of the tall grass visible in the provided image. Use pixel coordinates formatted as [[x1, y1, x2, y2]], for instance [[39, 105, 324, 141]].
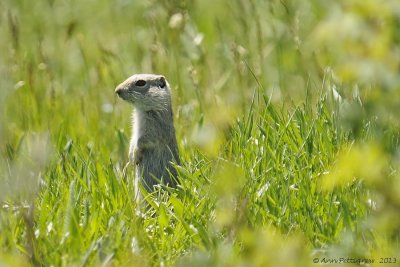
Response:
[[1, 0, 399, 266]]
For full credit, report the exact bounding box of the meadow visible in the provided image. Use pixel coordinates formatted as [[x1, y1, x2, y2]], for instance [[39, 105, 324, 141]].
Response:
[[1, 0, 400, 266]]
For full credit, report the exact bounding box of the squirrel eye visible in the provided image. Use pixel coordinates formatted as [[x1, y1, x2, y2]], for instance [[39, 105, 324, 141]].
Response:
[[135, 80, 146, 87]]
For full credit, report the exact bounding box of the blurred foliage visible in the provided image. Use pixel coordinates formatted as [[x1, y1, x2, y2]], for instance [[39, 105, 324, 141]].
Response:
[[321, 143, 388, 190], [1, 0, 400, 266]]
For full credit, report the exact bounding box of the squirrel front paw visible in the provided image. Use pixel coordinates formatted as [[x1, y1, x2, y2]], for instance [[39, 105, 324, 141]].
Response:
[[133, 148, 143, 165]]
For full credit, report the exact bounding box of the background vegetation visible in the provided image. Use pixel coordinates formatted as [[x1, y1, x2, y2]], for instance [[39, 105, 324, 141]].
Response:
[[1, 0, 399, 266]]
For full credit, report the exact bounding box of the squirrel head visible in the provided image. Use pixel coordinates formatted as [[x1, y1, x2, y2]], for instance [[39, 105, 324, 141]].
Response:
[[115, 74, 171, 112]]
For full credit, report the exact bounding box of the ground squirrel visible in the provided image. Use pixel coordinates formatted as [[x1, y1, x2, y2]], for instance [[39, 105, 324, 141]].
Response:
[[115, 74, 180, 192]]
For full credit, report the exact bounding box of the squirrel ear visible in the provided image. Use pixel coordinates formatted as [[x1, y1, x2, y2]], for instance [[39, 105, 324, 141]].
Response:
[[159, 76, 166, 88]]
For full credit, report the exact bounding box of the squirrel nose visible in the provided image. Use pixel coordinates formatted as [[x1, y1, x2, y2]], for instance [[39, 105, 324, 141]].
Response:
[[115, 85, 124, 96]]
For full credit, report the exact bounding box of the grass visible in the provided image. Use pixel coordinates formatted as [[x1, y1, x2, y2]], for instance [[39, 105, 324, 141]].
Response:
[[1, 0, 400, 266]]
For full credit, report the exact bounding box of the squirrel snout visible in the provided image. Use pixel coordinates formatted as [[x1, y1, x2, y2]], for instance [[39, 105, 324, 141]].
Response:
[[115, 84, 124, 96]]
